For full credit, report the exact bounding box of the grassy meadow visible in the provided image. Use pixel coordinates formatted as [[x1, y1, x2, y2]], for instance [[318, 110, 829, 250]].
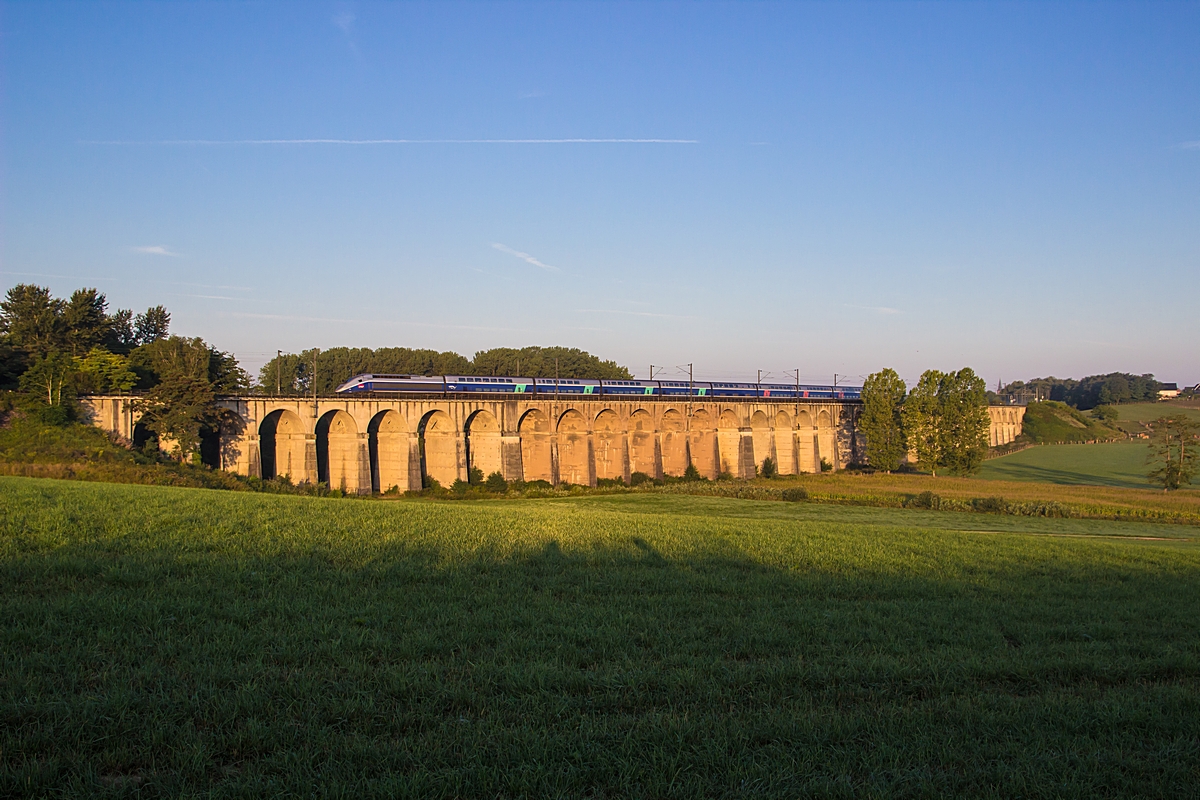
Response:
[[1110, 400, 1200, 435], [978, 440, 1154, 489], [3, 477, 1200, 797]]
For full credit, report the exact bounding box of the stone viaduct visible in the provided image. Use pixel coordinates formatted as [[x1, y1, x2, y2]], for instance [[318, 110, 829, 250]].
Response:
[[81, 396, 1023, 494]]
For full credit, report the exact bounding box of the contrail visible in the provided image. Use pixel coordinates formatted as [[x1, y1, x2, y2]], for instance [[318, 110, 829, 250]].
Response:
[[83, 138, 699, 145]]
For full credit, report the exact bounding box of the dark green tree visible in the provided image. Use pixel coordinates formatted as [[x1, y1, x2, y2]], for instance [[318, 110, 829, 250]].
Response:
[[471, 346, 632, 379], [129, 336, 248, 461], [860, 368, 907, 472], [106, 308, 139, 353], [255, 345, 633, 394], [0, 341, 27, 390], [0, 284, 66, 357], [134, 305, 171, 344], [62, 288, 111, 355], [257, 347, 472, 394], [130, 336, 249, 393], [1147, 416, 1199, 491], [132, 374, 228, 461]]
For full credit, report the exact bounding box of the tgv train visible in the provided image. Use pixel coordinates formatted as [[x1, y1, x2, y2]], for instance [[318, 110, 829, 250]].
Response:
[[334, 373, 861, 400]]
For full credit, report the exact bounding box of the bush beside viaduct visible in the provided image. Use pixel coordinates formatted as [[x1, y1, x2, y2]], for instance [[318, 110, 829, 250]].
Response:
[[82, 395, 1024, 495]]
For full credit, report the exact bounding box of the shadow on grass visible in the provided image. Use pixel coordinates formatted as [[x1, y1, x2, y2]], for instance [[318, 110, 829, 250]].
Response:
[[982, 461, 1150, 489], [3, 524, 1199, 798]]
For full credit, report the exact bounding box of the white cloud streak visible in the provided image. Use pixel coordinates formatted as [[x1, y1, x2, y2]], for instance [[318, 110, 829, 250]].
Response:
[[843, 303, 902, 315], [220, 311, 540, 334], [166, 292, 239, 301], [132, 245, 179, 256], [575, 308, 700, 320], [86, 138, 698, 145], [1181, 141, 1200, 149], [491, 243, 560, 272]]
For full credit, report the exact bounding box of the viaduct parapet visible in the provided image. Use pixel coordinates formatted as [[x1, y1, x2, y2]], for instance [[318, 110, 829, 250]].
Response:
[[81, 396, 1023, 495]]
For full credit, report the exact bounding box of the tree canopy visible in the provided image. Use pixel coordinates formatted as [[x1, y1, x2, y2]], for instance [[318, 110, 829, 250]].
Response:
[[0, 283, 246, 462], [257, 345, 632, 394], [470, 347, 631, 380], [903, 368, 989, 476], [998, 373, 1161, 410], [859, 368, 907, 472]]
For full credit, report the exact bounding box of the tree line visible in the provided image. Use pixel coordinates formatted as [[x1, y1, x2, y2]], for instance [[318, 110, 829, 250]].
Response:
[[858, 367, 991, 476], [2, 283, 636, 461], [1, 284, 248, 460], [997, 373, 1162, 410], [258, 345, 632, 395]]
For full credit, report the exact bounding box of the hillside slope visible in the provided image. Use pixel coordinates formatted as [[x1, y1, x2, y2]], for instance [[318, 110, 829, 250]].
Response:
[[1019, 401, 1122, 444]]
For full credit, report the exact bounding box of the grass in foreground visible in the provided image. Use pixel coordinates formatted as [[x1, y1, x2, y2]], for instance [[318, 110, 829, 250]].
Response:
[[978, 440, 1154, 489], [3, 478, 1199, 797]]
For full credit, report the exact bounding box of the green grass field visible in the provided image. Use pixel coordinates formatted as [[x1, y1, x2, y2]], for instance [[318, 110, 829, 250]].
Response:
[[1109, 401, 1200, 435], [979, 440, 1156, 489], [3, 477, 1199, 797]]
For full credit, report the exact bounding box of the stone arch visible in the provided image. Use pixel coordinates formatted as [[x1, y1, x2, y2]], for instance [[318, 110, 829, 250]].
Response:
[[626, 409, 657, 479], [259, 409, 311, 483], [518, 409, 553, 483], [688, 408, 718, 479], [419, 410, 460, 487], [659, 408, 687, 477], [816, 409, 835, 470], [750, 410, 773, 475], [796, 410, 816, 473], [199, 427, 221, 469], [774, 410, 796, 475], [465, 410, 502, 480], [368, 410, 409, 493], [593, 409, 626, 482], [717, 409, 742, 476], [316, 410, 365, 493], [132, 421, 155, 452], [626, 409, 653, 478], [557, 409, 592, 486]]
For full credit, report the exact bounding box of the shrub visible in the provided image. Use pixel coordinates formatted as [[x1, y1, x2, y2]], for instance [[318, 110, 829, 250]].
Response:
[[717, 471, 734, 482], [523, 479, 553, 491], [597, 477, 626, 488], [682, 463, 705, 482], [484, 471, 508, 493], [781, 487, 809, 502], [972, 496, 1006, 513], [760, 457, 777, 479], [423, 475, 443, 491], [820, 458, 833, 473], [1005, 500, 1073, 518], [450, 478, 470, 495], [907, 491, 940, 510], [468, 466, 485, 484], [629, 471, 654, 487]]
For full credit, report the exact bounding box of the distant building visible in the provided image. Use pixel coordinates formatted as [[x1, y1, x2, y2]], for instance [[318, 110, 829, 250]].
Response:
[[1157, 382, 1180, 400]]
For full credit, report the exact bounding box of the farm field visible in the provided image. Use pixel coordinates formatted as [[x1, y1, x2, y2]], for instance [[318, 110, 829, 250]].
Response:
[[978, 440, 1153, 489], [1110, 400, 1200, 434], [3, 478, 1199, 797]]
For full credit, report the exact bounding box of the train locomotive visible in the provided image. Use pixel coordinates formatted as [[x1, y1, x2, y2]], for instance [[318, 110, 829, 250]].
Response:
[[335, 373, 861, 400]]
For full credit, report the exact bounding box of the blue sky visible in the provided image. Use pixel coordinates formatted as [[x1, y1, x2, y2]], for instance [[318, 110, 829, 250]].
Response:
[[2, 1, 1197, 387]]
